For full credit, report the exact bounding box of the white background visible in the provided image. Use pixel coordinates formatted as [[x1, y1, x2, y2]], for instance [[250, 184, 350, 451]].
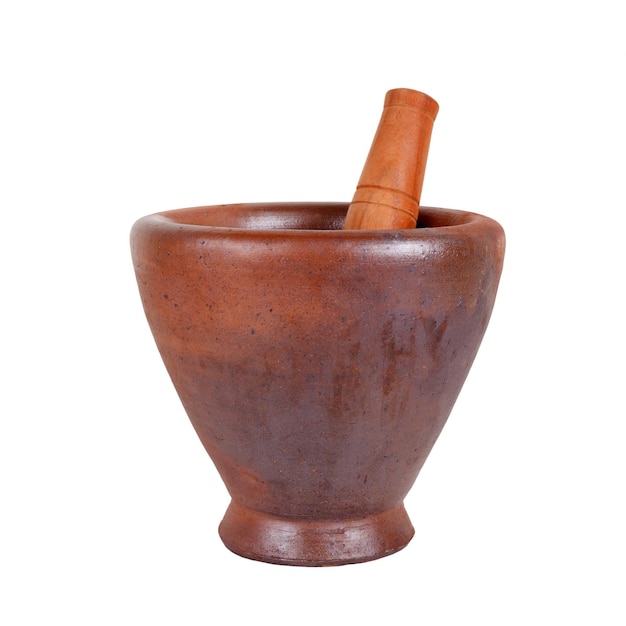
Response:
[[2, 1, 624, 624]]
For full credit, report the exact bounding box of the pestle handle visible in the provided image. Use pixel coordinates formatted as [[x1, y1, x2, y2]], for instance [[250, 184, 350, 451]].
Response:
[[343, 88, 439, 230]]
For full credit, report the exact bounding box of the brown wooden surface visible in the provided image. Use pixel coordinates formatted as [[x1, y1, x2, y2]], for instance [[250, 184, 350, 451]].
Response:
[[343, 88, 439, 230]]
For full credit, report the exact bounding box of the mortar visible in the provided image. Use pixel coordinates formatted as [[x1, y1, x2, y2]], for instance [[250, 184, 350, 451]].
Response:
[[130, 201, 505, 565]]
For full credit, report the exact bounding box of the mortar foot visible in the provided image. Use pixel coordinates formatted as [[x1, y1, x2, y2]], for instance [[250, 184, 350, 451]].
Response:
[[218, 501, 415, 566]]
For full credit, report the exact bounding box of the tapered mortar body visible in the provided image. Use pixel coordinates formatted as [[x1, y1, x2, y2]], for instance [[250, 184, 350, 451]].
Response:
[[131, 202, 505, 565]]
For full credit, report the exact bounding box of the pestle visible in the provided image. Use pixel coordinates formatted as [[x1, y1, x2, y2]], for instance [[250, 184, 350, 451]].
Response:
[[343, 88, 439, 230]]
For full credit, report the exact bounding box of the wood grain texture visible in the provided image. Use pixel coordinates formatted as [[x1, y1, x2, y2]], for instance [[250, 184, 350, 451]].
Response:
[[344, 88, 439, 230]]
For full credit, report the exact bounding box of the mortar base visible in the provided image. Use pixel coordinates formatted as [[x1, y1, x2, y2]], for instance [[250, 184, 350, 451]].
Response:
[[218, 501, 415, 566]]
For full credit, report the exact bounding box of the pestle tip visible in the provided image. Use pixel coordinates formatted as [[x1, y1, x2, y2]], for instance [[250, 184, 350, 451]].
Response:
[[384, 88, 439, 121]]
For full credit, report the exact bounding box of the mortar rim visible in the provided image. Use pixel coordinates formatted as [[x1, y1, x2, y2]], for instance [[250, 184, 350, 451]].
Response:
[[133, 202, 502, 240]]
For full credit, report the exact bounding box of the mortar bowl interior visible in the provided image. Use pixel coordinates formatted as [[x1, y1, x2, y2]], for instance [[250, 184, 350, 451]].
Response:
[[150, 201, 489, 232]]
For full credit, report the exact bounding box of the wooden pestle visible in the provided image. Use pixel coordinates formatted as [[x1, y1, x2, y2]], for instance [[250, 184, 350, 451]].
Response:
[[343, 88, 439, 230]]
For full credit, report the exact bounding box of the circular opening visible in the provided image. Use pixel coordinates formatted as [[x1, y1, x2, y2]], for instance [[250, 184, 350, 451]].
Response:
[[153, 202, 485, 234]]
